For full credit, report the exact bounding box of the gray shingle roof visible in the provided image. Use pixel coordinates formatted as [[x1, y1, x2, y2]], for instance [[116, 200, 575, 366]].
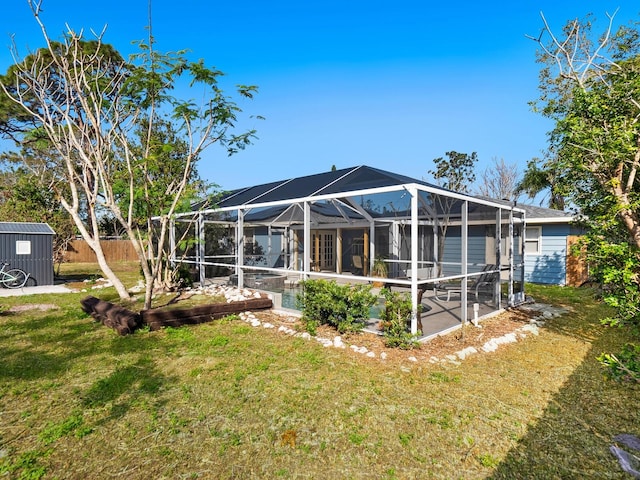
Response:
[[474, 196, 572, 221]]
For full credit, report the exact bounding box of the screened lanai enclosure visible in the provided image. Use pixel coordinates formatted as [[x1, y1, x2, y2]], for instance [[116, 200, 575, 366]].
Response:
[[169, 166, 526, 339]]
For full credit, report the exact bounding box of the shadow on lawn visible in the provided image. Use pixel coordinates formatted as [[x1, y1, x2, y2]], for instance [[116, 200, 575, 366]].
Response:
[[0, 306, 160, 382], [0, 304, 176, 428], [80, 355, 172, 424], [490, 302, 640, 478], [0, 311, 102, 381]]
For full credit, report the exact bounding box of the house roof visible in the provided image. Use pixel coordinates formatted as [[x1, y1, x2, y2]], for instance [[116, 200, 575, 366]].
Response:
[[216, 165, 441, 209], [177, 166, 526, 226], [0, 222, 55, 235], [475, 196, 573, 224], [518, 204, 573, 223]]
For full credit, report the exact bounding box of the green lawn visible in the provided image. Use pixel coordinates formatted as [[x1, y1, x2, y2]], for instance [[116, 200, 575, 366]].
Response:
[[0, 264, 638, 479]]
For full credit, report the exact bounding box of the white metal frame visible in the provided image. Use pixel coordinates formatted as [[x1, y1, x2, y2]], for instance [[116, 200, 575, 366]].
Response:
[[167, 176, 527, 335]]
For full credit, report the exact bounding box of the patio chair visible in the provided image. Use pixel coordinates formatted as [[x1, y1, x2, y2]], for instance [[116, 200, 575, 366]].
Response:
[[351, 255, 363, 275], [434, 265, 499, 302]]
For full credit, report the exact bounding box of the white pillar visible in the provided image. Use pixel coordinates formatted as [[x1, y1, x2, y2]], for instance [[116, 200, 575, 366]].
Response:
[[237, 209, 244, 288], [495, 209, 502, 309], [508, 209, 514, 306], [410, 186, 419, 334], [169, 217, 176, 267], [267, 225, 273, 268], [198, 213, 205, 285], [461, 201, 468, 325], [303, 202, 310, 279], [392, 221, 400, 277], [336, 228, 343, 274]]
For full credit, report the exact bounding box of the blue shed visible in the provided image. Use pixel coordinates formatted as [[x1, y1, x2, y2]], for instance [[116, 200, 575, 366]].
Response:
[[0, 222, 55, 286]]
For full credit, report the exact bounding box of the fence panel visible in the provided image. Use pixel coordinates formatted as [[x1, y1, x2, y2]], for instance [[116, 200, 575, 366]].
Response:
[[65, 239, 138, 263], [565, 235, 588, 287]]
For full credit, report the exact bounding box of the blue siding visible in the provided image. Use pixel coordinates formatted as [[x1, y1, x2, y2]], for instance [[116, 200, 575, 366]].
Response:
[[468, 226, 486, 272], [525, 224, 569, 285], [442, 226, 461, 275], [442, 226, 487, 275]]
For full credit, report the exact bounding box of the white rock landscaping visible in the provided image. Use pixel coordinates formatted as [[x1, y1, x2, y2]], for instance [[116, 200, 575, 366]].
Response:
[[133, 283, 570, 368]]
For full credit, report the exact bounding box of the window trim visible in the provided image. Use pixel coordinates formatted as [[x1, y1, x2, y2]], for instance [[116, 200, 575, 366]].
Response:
[[524, 226, 542, 255], [16, 240, 31, 255]]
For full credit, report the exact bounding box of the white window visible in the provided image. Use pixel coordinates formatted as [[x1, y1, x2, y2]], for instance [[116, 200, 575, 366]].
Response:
[[524, 227, 542, 255], [16, 240, 31, 255]]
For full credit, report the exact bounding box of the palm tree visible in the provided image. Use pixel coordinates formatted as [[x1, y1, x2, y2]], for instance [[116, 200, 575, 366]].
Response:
[[516, 158, 566, 210]]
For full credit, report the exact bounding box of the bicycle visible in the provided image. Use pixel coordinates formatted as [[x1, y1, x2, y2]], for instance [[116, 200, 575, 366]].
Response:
[[0, 262, 30, 288]]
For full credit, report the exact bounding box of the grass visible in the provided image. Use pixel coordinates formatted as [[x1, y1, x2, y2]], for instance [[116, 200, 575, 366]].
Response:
[[0, 264, 638, 479]]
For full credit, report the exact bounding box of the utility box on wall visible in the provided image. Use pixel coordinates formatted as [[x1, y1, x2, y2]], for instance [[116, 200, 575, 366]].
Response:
[[0, 222, 55, 286]]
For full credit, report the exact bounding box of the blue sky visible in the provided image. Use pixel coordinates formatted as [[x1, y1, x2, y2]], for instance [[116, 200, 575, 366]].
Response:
[[1, 0, 639, 195]]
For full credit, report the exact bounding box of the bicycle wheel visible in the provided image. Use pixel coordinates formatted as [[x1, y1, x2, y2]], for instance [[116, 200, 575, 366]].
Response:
[[4, 269, 27, 288]]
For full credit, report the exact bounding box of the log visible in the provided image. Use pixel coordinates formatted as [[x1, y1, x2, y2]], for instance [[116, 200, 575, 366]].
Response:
[[80, 296, 141, 336], [141, 297, 273, 331], [81, 295, 273, 334]]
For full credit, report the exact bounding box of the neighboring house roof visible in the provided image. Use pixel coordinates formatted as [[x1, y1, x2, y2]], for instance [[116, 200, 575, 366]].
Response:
[[0, 222, 55, 235]]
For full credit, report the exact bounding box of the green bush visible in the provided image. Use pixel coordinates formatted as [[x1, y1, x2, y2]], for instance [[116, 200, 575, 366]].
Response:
[[580, 237, 640, 382], [598, 344, 640, 383], [296, 279, 376, 334], [379, 288, 420, 349]]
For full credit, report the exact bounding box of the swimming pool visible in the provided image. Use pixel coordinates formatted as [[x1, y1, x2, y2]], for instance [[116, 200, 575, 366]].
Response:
[[279, 285, 384, 319]]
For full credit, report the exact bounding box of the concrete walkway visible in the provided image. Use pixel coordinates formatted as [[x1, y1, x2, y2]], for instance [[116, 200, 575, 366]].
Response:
[[0, 284, 74, 297]]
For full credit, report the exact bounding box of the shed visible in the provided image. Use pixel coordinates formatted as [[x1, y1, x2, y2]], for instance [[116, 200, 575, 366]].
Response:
[[0, 222, 55, 286]]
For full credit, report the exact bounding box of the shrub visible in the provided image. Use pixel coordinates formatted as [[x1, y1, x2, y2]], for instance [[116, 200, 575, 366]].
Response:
[[296, 279, 376, 334], [379, 288, 420, 349], [580, 237, 640, 382], [598, 344, 640, 383]]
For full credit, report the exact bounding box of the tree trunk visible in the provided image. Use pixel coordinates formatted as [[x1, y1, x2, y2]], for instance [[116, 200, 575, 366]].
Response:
[[619, 209, 640, 250], [93, 243, 131, 300], [63, 202, 131, 300]]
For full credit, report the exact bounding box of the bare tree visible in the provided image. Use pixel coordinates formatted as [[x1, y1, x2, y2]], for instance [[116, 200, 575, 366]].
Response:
[[475, 157, 522, 201], [0, 0, 258, 308], [528, 10, 640, 246]]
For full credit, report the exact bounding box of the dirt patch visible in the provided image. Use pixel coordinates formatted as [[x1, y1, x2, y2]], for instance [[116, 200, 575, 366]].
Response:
[[8, 304, 59, 312], [247, 307, 541, 365]]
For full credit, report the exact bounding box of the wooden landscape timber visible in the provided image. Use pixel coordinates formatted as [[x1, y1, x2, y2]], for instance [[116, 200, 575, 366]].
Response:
[[80, 296, 141, 336], [141, 297, 273, 331], [80, 295, 273, 335]]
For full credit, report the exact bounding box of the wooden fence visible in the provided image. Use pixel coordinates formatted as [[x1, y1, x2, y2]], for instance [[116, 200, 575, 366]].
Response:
[[566, 235, 589, 287], [65, 239, 138, 263]]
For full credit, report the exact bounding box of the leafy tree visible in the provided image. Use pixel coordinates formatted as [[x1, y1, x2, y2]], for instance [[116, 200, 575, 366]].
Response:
[[0, 1, 258, 309], [528, 10, 640, 380], [427, 151, 478, 274], [428, 151, 477, 193]]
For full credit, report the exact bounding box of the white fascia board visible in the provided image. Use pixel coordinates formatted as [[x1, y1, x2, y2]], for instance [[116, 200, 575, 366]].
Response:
[[527, 217, 574, 224]]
